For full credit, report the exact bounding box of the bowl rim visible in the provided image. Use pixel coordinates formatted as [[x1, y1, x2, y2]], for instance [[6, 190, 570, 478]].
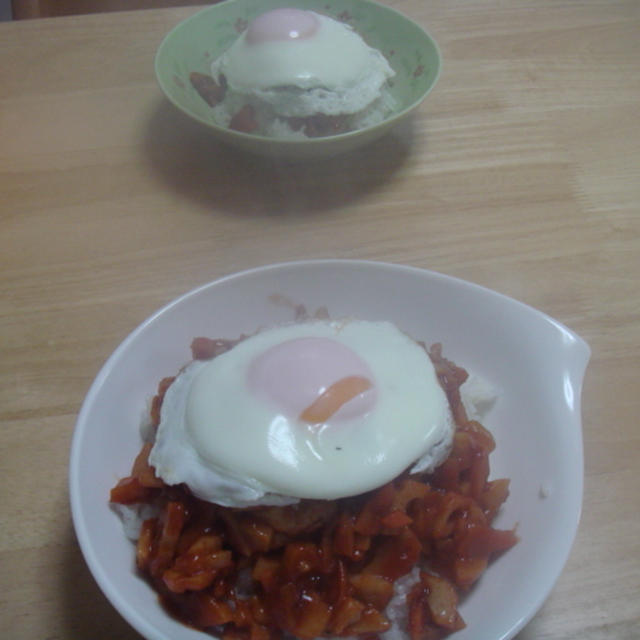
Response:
[[153, 0, 442, 147], [69, 258, 589, 640]]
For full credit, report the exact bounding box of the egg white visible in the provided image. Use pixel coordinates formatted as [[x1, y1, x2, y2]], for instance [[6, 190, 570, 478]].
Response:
[[149, 320, 454, 507]]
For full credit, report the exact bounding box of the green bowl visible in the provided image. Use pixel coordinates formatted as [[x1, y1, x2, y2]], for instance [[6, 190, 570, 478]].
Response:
[[155, 0, 441, 158]]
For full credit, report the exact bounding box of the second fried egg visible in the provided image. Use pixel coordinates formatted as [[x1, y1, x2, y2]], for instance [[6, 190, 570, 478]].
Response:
[[210, 8, 395, 117]]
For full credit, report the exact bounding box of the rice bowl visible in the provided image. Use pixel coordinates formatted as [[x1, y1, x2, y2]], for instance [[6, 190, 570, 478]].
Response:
[[155, 0, 441, 157], [70, 260, 589, 640]]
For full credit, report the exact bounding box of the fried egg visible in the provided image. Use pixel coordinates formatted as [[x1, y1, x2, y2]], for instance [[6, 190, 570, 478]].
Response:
[[149, 320, 454, 507], [210, 8, 395, 118]]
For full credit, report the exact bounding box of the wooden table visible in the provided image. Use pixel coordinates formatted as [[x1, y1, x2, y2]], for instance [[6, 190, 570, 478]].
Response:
[[1, 1, 639, 638]]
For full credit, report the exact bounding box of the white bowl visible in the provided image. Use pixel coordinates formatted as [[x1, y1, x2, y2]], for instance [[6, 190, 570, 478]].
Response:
[[70, 260, 589, 640]]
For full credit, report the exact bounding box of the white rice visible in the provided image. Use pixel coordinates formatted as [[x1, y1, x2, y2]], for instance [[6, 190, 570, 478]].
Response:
[[111, 501, 160, 541], [207, 84, 397, 140], [461, 374, 498, 421], [380, 567, 423, 640]]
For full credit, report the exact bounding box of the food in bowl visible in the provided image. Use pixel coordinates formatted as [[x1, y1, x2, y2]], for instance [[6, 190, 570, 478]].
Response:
[[189, 8, 397, 138], [149, 319, 454, 507], [110, 315, 517, 639]]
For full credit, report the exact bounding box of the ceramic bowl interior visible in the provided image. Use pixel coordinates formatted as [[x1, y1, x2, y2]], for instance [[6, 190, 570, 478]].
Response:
[[70, 260, 589, 640], [155, 0, 441, 158]]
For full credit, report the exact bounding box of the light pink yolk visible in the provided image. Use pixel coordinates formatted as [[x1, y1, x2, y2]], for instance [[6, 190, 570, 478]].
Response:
[[245, 8, 320, 45], [247, 337, 377, 425]]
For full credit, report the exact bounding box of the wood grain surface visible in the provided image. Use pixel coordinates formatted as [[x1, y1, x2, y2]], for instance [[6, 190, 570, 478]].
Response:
[[1, 1, 639, 639], [11, 0, 212, 20]]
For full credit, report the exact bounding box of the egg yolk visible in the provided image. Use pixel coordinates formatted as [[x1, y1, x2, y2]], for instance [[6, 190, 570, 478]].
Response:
[[245, 8, 319, 45], [247, 336, 377, 425], [300, 375, 373, 424]]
